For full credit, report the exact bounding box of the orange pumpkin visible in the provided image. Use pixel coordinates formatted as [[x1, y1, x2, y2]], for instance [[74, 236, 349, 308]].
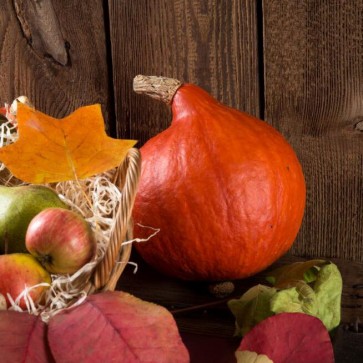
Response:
[[133, 75, 306, 281]]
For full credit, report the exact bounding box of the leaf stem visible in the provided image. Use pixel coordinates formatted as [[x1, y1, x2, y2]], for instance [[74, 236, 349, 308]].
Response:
[[170, 298, 232, 315]]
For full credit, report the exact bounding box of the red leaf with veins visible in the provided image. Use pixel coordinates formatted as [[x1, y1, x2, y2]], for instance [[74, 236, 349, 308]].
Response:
[[0, 310, 53, 363], [48, 291, 189, 363], [238, 312, 334, 363]]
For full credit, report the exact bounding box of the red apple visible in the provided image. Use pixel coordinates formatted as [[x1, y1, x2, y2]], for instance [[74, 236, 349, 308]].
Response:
[[0, 253, 51, 309], [26, 208, 96, 275]]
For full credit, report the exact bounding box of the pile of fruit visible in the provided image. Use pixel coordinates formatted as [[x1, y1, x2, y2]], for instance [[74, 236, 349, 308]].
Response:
[[0, 97, 133, 318], [0, 184, 96, 311]]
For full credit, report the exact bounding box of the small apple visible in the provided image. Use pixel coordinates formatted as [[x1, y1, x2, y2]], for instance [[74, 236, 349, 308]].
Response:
[[26, 208, 96, 275], [0, 253, 51, 309]]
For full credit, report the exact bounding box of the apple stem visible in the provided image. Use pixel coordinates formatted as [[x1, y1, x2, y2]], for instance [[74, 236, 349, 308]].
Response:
[[39, 254, 53, 268]]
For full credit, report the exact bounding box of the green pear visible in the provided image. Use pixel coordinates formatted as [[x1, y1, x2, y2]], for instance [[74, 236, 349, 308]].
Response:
[[0, 185, 68, 254]]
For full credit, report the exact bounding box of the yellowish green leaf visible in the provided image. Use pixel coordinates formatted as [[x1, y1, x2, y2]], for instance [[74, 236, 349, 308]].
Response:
[[228, 285, 276, 336], [270, 282, 318, 316], [314, 263, 342, 331], [266, 260, 328, 288]]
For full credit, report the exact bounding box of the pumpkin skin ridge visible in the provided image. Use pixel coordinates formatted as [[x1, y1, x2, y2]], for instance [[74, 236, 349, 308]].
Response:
[[169, 116, 224, 278], [192, 102, 262, 276], [135, 123, 208, 278], [133, 81, 306, 281], [187, 89, 304, 274], [177, 96, 256, 278]]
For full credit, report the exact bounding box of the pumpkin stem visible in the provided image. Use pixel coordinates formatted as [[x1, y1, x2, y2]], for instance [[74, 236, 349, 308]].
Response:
[[133, 75, 182, 104]]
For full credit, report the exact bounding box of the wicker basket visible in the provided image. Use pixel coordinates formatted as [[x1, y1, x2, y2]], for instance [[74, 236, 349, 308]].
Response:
[[1, 147, 141, 320], [77, 147, 141, 293]]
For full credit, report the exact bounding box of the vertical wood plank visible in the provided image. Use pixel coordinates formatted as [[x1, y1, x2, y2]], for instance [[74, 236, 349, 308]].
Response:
[[263, 1, 363, 261], [0, 0, 112, 130], [108, 0, 260, 144]]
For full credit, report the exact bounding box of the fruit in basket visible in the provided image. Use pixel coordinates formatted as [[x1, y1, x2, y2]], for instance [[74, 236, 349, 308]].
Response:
[[0, 185, 68, 254], [0, 253, 51, 309], [26, 208, 96, 275], [132, 75, 306, 280]]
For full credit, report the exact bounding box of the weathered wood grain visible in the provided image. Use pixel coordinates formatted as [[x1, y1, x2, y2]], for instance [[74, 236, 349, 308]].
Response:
[[108, 0, 260, 144], [14, 0, 68, 66], [262, 0, 363, 261], [0, 0, 112, 130]]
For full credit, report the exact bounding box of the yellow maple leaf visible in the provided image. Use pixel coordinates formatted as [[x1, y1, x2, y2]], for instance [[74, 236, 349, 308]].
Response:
[[0, 103, 137, 183]]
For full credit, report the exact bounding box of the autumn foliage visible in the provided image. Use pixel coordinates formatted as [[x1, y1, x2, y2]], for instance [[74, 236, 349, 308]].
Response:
[[0, 291, 190, 363], [0, 103, 136, 183]]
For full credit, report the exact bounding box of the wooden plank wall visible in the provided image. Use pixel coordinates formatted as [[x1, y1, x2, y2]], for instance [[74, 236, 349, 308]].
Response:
[[0, 0, 362, 264], [108, 0, 261, 144], [0, 0, 112, 130], [263, 0, 363, 261]]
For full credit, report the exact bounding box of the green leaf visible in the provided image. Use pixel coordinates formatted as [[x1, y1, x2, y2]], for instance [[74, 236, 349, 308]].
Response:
[[228, 285, 276, 337], [303, 266, 320, 283], [229, 260, 343, 338], [314, 263, 342, 331], [270, 281, 318, 316], [266, 259, 328, 288]]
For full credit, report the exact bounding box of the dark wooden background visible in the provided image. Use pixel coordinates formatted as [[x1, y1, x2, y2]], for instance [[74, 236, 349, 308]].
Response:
[[0, 1, 362, 360]]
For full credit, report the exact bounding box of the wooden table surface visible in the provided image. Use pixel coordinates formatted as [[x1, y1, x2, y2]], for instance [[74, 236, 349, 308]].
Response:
[[118, 252, 363, 363]]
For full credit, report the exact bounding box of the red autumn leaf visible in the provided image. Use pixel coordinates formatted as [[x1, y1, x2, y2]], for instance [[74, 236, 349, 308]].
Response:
[[0, 292, 189, 363], [237, 312, 334, 363], [0, 310, 52, 363], [48, 291, 190, 363]]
